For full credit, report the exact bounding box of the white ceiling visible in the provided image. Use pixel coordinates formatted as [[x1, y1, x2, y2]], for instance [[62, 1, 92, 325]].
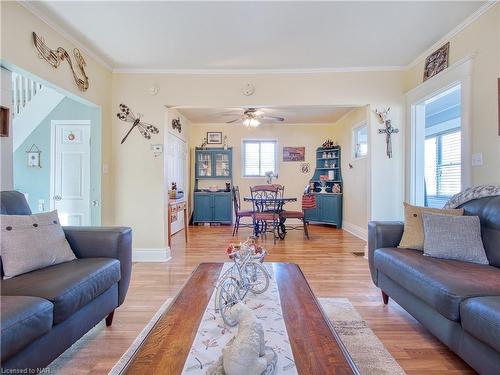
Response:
[[26, 1, 485, 71], [175, 106, 356, 124]]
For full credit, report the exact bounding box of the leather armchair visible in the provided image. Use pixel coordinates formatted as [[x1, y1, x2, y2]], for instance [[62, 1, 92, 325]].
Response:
[[63, 226, 132, 305]]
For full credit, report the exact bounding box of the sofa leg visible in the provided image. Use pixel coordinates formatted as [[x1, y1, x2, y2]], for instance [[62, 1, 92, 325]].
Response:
[[381, 290, 389, 305], [105, 310, 115, 326]]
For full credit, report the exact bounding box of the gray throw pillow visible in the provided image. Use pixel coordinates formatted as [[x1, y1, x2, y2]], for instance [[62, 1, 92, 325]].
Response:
[[1, 210, 76, 279], [422, 212, 489, 264]]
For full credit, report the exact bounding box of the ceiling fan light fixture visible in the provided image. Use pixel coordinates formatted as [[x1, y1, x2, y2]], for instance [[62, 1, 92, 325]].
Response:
[[243, 118, 260, 128]]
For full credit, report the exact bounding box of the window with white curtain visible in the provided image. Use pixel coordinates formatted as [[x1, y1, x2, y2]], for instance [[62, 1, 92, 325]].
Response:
[[242, 140, 277, 177]]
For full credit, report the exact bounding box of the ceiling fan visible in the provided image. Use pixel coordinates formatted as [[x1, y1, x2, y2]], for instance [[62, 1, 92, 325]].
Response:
[[225, 108, 285, 128]]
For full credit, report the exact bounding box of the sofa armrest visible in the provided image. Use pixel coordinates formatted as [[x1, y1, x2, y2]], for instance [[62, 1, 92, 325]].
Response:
[[367, 221, 404, 286], [63, 226, 132, 306]]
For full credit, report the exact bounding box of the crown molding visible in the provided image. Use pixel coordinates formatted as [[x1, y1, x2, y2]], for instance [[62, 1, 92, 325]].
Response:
[[406, 1, 497, 70], [19, 0, 497, 76], [18, 1, 113, 71], [112, 66, 406, 75]]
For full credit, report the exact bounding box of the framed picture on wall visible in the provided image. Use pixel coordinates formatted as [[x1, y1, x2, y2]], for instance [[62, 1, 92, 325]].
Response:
[[283, 146, 305, 161], [26, 144, 41, 168], [207, 132, 222, 144], [423, 42, 450, 82]]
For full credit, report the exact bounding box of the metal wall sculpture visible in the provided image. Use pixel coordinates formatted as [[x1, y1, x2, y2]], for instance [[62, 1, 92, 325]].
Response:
[[375, 107, 399, 159], [33, 32, 89, 92], [116, 104, 159, 144]]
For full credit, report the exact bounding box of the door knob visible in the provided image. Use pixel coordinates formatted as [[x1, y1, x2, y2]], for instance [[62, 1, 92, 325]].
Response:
[[53, 195, 62, 201], [91, 200, 99, 207]]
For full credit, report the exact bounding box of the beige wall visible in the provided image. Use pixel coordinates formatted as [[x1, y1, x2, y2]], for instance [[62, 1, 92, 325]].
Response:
[[402, 3, 500, 186], [1, 1, 114, 222], [111, 72, 404, 248], [189, 122, 335, 214], [330, 107, 370, 230]]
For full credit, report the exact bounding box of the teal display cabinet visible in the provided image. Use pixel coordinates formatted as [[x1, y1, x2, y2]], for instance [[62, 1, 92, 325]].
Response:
[[304, 146, 343, 228], [193, 147, 233, 224]]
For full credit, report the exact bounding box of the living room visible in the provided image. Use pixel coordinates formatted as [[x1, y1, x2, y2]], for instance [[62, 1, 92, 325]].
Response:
[[1, 1, 499, 375]]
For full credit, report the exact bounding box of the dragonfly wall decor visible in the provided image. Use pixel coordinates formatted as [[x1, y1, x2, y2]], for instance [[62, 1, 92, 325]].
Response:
[[116, 104, 159, 144]]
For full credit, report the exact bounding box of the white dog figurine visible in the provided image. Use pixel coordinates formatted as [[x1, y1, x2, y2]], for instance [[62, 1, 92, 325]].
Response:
[[223, 302, 268, 375], [206, 302, 276, 375]]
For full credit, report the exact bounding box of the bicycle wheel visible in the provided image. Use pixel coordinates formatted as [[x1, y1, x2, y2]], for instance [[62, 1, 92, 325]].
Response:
[[217, 276, 241, 327], [244, 262, 270, 294]]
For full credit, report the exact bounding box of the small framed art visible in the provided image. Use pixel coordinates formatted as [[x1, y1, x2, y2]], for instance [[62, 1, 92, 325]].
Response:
[[207, 132, 222, 144]]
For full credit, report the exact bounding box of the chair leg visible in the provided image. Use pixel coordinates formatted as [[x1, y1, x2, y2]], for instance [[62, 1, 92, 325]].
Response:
[[381, 290, 389, 305], [303, 219, 310, 239], [232, 216, 239, 236], [105, 310, 115, 326], [236, 217, 240, 234]]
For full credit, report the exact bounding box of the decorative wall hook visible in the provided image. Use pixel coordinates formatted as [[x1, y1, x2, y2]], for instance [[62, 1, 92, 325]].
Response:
[[33, 32, 89, 92]]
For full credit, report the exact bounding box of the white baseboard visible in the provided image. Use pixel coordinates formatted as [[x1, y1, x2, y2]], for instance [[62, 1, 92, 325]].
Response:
[[342, 221, 368, 242], [132, 247, 171, 262]]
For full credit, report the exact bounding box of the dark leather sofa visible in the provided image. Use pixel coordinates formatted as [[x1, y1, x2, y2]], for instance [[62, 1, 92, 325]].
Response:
[[0, 191, 132, 371], [368, 196, 500, 375]]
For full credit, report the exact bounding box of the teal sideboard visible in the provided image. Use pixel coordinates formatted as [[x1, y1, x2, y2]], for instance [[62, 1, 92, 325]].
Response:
[[193, 147, 233, 224], [193, 191, 232, 224], [304, 145, 343, 228], [304, 194, 342, 228]]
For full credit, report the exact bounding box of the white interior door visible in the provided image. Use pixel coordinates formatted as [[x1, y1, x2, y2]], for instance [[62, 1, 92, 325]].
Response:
[[167, 135, 187, 234], [50, 121, 91, 226]]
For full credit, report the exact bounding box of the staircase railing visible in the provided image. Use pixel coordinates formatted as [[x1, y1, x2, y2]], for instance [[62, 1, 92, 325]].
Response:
[[12, 72, 43, 118]]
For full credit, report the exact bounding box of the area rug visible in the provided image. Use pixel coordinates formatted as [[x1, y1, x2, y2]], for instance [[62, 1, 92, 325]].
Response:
[[320, 298, 406, 375], [104, 297, 405, 375]]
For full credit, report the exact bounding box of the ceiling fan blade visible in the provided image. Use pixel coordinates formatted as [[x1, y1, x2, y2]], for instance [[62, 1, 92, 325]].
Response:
[[226, 118, 241, 124], [264, 115, 285, 121]]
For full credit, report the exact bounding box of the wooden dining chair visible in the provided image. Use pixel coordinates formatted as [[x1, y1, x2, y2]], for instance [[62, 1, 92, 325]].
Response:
[[280, 194, 310, 239], [232, 186, 253, 236], [250, 185, 280, 244]]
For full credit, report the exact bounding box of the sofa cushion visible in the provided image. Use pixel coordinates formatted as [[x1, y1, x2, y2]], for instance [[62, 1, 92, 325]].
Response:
[[460, 195, 500, 267], [374, 248, 500, 321], [1, 258, 120, 324], [422, 213, 488, 264], [0, 210, 76, 279], [399, 202, 463, 251], [460, 296, 500, 353], [0, 296, 53, 362]]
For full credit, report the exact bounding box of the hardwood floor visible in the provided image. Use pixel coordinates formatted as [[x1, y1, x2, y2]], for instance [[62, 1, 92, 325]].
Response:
[[51, 224, 474, 374]]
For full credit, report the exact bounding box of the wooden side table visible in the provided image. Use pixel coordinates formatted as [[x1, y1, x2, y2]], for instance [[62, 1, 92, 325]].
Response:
[[168, 198, 188, 248]]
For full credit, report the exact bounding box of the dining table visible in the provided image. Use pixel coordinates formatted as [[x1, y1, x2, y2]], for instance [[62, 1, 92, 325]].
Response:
[[243, 196, 297, 239]]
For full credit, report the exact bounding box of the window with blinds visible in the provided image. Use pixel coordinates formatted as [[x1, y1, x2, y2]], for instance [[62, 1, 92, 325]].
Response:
[[243, 140, 277, 177], [424, 130, 461, 208]]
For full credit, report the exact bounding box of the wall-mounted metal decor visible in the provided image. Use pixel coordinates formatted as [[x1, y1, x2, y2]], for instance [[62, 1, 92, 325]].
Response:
[[172, 118, 182, 133], [26, 144, 41, 168], [116, 104, 159, 144], [375, 107, 399, 159], [32, 32, 89, 91], [423, 42, 449, 82]]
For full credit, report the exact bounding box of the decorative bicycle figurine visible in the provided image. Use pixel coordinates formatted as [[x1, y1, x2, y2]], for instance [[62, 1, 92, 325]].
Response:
[[215, 238, 270, 327]]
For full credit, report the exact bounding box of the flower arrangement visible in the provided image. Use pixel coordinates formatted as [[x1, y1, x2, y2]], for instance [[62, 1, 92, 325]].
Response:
[[226, 237, 266, 260]]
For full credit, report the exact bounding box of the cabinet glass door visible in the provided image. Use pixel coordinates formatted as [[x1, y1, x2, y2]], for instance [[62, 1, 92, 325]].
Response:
[[197, 152, 212, 177], [214, 152, 230, 177]]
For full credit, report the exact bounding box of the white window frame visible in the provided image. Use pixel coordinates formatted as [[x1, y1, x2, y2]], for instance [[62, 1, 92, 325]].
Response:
[[352, 121, 368, 160], [405, 56, 472, 205], [241, 139, 278, 178]]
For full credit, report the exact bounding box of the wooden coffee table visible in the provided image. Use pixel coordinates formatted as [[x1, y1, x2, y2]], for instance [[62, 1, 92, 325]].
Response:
[[121, 263, 359, 374]]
